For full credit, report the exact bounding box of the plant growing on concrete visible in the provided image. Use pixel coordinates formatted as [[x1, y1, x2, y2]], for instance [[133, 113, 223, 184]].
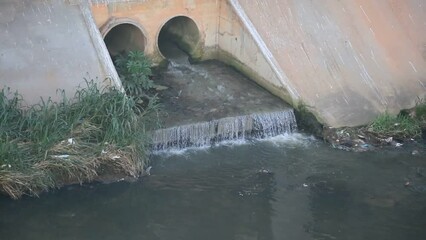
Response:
[[294, 101, 323, 138], [115, 51, 155, 96], [0, 80, 159, 199], [368, 112, 421, 139], [414, 97, 426, 124]]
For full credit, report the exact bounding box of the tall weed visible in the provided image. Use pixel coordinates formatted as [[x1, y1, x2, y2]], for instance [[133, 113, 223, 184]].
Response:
[[115, 51, 154, 96]]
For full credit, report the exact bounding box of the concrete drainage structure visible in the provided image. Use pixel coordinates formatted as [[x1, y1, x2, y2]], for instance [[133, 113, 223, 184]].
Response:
[[102, 20, 147, 58], [157, 16, 202, 60], [1, 0, 425, 127]]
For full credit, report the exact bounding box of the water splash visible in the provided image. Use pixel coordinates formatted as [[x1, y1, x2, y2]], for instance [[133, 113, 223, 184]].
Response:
[[258, 133, 316, 147], [152, 110, 297, 151]]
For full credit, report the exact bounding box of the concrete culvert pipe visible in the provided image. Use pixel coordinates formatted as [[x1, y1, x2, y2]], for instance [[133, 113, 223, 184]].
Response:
[[158, 16, 202, 60], [104, 23, 146, 59]]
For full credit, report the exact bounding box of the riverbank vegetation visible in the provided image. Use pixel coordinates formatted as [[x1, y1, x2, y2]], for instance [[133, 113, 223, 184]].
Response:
[[0, 51, 160, 199], [324, 99, 426, 151], [368, 98, 426, 140], [368, 112, 422, 139], [115, 50, 155, 96]]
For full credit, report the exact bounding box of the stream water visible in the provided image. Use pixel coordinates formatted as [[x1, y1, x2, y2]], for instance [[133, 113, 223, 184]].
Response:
[[1, 45, 426, 239], [1, 136, 425, 240]]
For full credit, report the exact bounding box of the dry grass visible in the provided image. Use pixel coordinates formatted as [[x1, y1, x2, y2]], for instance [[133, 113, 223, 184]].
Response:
[[0, 80, 159, 199], [0, 143, 145, 199], [0, 170, 51, 199]]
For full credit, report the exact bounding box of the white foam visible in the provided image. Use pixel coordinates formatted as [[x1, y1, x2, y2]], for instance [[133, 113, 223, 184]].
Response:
[[151, 110, 297, 151], [258, 133, 316, 147], [213, 139, 248, 148], [152, 133, 316, 156], [151, 145, 210, 156]]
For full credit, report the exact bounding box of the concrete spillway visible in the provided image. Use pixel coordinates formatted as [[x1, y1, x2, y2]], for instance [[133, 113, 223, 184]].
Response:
[[151, 42, 296, 151], [152, 110, 297, 151]]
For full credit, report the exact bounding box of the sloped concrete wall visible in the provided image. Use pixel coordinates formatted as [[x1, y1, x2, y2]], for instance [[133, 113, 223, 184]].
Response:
[[0, 0, 118, 104], [232, 0, 426, 127], [217, 0, 299, 107]]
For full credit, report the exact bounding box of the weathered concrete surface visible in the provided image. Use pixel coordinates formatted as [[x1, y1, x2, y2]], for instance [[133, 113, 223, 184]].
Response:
[[2, 0, 425, 127], [90, 0, 302, 113], [0, 0, 118, 104], [91, 0, 220, 62], [232, 0, 426, 127], [153, 45, 290, 127], [217, 0, 296, 109]]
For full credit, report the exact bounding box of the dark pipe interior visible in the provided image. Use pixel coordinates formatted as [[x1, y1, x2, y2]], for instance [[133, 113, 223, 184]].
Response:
[[104, 23, 146, 58], [158, 16, 200, 59]]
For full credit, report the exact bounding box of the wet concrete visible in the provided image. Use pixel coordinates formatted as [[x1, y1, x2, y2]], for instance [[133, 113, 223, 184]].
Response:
[[153, 43, 292, 128]]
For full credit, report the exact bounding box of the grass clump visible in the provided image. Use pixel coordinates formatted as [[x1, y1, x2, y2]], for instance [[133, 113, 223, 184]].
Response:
[[368, 112, 421, 139], [368, 98, 426, 140], [0, 80, 159, 199], [414, 97, 426, 125]]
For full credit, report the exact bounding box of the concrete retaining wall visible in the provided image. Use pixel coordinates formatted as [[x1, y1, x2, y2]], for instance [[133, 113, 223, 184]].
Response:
[[233, 0, 426, 127], [217, 0, 299, 106], [2, 0, 425, 127], [0, 0, 118, 104]]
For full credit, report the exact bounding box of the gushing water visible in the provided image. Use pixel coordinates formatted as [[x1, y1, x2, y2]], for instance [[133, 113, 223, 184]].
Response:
[[152, 41, 296, 151], [152, 110, 297, 151]]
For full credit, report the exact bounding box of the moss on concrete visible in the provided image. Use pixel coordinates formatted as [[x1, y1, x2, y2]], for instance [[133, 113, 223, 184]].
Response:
[[294, 102, 324, 138]]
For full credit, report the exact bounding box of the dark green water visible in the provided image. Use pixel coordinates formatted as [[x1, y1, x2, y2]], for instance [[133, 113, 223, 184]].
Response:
[[1, 134, 425, 240]]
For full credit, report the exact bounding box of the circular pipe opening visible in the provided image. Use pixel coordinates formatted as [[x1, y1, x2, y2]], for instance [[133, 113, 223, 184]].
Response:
[[104, 23, 146, 59], [158, 16, 201, 60]]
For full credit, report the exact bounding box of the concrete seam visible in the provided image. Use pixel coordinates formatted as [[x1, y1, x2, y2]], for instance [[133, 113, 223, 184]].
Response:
[[79, 1, 123, 90], [228, 0, 300, 101], [216, 0, 221, 49]]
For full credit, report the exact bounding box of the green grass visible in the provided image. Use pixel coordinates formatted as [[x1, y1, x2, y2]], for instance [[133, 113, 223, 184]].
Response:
[[368, 112, 421, 139], [414, 97, 426, 125], [115, 51, 155, 96], [0, 80, 159, 199]]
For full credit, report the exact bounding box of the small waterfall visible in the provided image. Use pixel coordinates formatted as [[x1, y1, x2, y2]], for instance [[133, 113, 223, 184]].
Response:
[[152, 110, 297, 151]]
